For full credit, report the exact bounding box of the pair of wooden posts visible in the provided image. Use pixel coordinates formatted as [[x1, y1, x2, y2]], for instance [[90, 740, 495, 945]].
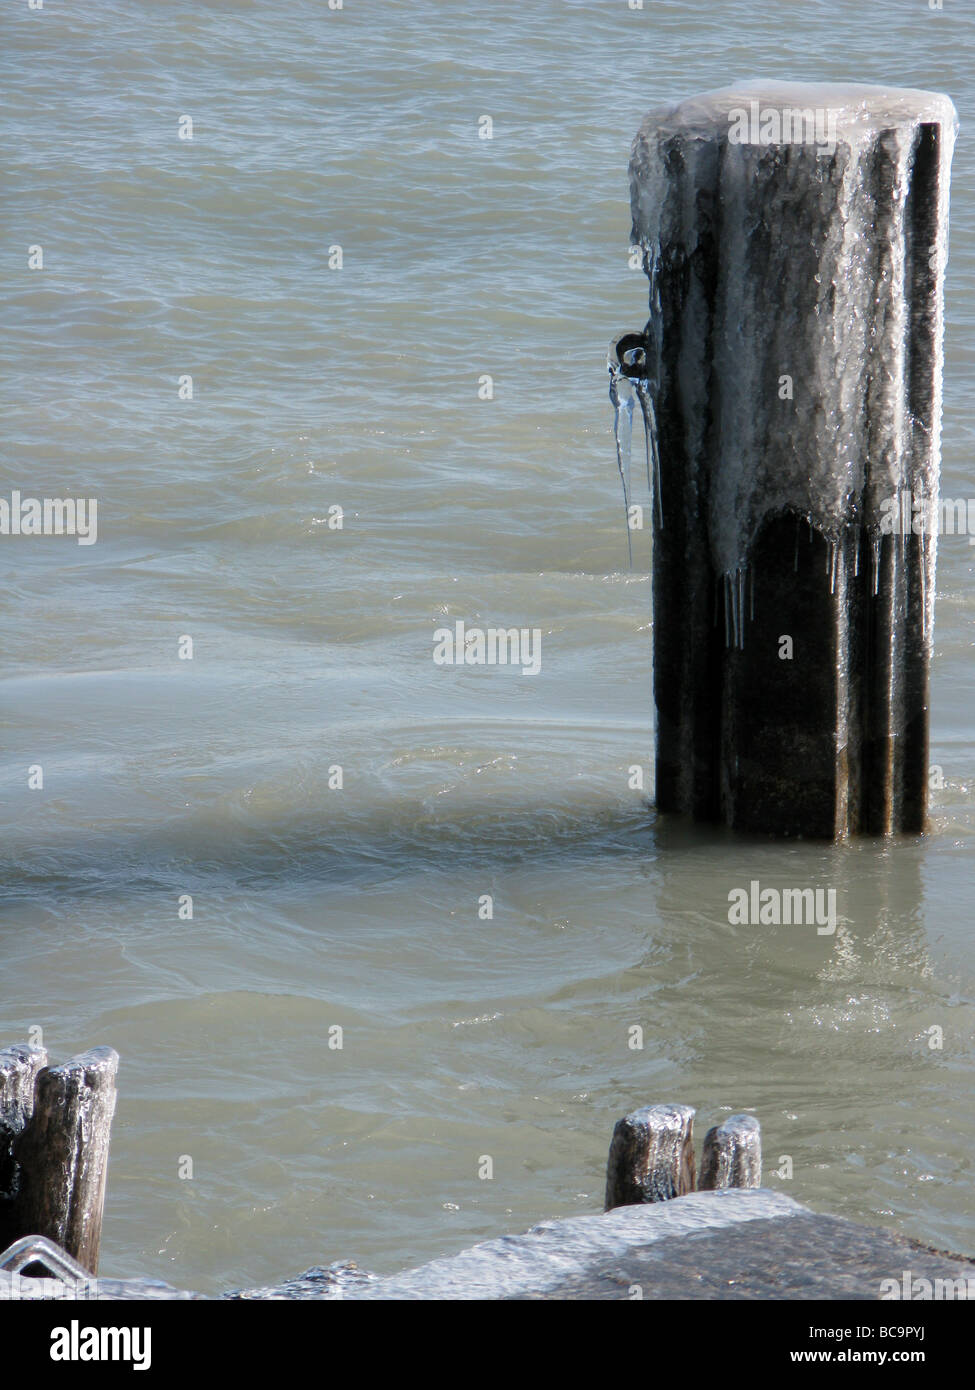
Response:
[[605, 1104, 760, 1208], [0, 1043, 118, 1275], [2, 1038, 762, 1286]]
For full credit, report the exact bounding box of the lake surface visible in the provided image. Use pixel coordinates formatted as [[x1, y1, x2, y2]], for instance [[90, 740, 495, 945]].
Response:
[[2, 0, 974, 1294]]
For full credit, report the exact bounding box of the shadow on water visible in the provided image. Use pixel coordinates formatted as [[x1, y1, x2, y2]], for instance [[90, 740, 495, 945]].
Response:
[[0, 790, 931, 957], [1, 796, 664, 905]]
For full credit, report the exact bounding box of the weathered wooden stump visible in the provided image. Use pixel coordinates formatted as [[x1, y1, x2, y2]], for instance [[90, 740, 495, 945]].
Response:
[[0, 1044, 48, 1206], [619, 82, 957, 838], [699, 1113, 762, 1190], [605, 1103, 696, 1208], [0, 1044, 118, 1274]]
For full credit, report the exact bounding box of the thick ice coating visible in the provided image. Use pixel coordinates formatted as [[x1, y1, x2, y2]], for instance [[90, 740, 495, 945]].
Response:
[[629, 81, 957, 594]]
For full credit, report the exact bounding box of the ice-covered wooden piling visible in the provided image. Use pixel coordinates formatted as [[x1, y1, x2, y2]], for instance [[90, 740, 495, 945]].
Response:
[[699, 1114, 762, 1191], [0, 1043, 118, 1274], [0, 1044, 47, 1205], [622, 82, 956, 837], [605, 1103, 696, 1208]]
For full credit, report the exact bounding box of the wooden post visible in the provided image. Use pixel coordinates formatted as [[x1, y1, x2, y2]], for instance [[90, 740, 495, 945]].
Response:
[[0, 1043, 48, 1247], [625, 82, 957, 837], [605, 1103, 696, 1208], [698, 1114, 762, 1190], [8, 1046, 119, 1274]]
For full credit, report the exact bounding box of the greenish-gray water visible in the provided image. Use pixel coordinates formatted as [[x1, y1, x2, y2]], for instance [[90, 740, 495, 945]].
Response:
[[2, 0, 974, 1294]]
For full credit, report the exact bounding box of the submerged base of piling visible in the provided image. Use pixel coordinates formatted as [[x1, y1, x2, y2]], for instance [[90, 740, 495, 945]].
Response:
[[653, 518, 933, 838]]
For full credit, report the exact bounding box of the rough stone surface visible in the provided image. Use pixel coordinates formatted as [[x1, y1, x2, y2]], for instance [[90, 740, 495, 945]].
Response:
[[4, 1190, 972, 1300], [222, 1261, 378, 1300]]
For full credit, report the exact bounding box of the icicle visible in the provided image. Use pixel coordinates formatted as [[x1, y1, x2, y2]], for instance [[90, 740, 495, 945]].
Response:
[[919, 534, 928, 642], [730, 572, 739, 650], [608, 360, 635, 567], [721, 566, 749, 650], [609, 325, 663, 569], [895, 519, 905, 617], [870, 534, 882, 597], [636, 380, 663, 529]]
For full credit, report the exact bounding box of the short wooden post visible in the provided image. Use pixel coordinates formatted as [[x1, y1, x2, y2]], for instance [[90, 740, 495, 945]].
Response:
[[698, 1114, 762, 1191], [605, 1103, 696, 1208], [9, 1046, 119, 1274]]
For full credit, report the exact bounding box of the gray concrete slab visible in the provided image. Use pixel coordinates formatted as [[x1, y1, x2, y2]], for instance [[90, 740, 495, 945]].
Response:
[[2, 1189, 972, 1300]]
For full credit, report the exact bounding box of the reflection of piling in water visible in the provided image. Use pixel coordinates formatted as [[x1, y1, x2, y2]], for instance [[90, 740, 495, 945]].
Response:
[[618, 83, 956, 838]]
